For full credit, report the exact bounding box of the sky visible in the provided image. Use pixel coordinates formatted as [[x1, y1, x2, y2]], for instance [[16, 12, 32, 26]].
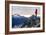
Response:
[[12, 6, 40, 17]]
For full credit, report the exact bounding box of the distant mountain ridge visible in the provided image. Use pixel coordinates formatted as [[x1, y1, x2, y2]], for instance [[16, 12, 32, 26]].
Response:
[[12, 15, 40, 28], [12, 15, 28, 28]]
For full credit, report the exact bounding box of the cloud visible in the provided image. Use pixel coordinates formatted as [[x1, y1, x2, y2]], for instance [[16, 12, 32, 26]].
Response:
[[12, 6, 40, 15]]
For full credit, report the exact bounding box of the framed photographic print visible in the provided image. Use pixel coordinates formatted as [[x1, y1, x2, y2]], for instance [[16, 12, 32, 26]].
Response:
[[5, 1, 45, 34]]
